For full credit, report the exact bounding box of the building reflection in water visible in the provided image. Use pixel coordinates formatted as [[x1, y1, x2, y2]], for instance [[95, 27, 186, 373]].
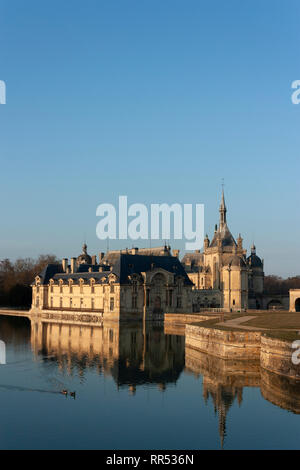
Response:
[[29, 316, 300, 448], [185, 344, 300, 448], [30, 316, 185, 393]]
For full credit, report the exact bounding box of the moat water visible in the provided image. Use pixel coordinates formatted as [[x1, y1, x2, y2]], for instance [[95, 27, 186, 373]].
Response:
[[0, 314, 300, 450]]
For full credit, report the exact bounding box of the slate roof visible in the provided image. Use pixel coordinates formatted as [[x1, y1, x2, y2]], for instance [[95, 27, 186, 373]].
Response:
[[52, 272, 110, 284], [107, 254, 193, 285], [37, 254, 193, 286], [247, 253, 263, 268], [209, 224, 237, 248], [37, 264, 64, 284]]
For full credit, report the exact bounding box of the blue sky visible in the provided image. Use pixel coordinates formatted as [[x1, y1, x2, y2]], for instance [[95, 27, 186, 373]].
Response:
[[0, 0, 299, 276]]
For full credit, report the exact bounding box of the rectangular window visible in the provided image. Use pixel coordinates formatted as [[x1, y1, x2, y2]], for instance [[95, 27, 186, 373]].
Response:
[[177, 296, 182, 308], [146, 289, 150, 307], [110, 298, 114, 311], [110, 284, 114, 293]]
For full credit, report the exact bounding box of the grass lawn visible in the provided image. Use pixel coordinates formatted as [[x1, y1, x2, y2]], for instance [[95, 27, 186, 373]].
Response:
[[243, 313, 300, 330]]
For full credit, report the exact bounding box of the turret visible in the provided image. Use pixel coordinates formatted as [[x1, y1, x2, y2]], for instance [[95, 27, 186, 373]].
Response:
[[237, 234, 243, 252], [204, 234, 210, 250]]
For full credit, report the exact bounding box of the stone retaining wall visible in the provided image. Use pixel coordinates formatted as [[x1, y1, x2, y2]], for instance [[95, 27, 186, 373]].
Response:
[[185, 323, 261, 360], [260, 335, 300, 379]]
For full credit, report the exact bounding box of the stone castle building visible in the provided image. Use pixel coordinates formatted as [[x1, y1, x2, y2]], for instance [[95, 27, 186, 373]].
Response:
[[31, 244, 194, 321], [181, 190, 265, 311], [31, 190, 266, 318]]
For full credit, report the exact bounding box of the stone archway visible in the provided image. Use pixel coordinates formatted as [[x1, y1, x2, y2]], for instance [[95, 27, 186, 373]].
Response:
[[295, 298, 300, 312]]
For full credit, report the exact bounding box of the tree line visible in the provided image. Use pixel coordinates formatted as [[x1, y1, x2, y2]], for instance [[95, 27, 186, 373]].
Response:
[[0, 255, 59, 308], [263, 275, 300, 295], [0, 255, 299, 308]]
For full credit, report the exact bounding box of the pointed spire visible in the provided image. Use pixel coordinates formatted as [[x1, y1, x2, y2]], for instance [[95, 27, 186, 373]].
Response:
[[219, 186, 227, 229]]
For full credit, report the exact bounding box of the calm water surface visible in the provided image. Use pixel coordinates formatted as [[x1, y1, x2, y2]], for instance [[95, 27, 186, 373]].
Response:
[[0, 315, 300, 450]]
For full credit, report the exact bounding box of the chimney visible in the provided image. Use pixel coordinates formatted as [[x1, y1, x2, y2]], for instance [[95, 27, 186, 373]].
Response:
[[131, 247, 139, 255], [173, 249, 180, 258], [71, 257, 77, 273], [99, 252, 105, 262], [62, 258, 68, 272], [91, 255, 97, 265]]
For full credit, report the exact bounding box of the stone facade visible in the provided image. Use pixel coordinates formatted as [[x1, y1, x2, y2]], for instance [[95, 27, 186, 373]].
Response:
[[181, 190, 265, 311], [31, 245, 193, 321]]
